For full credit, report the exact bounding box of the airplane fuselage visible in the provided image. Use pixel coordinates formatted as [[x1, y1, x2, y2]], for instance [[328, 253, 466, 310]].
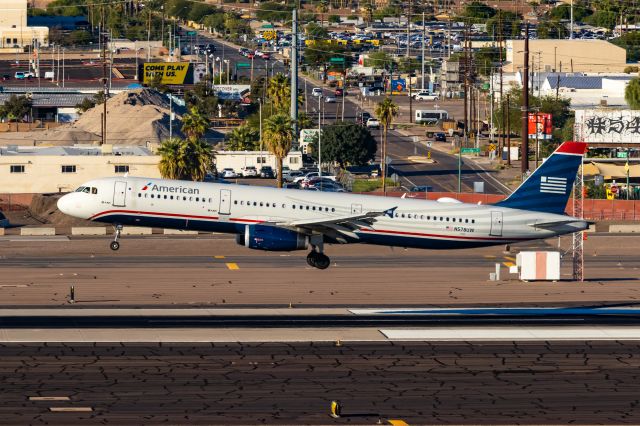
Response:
[[58, 176, 584, 250]]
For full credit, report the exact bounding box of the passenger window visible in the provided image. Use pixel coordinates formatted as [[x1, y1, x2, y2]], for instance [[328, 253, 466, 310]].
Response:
[[170, 196, 174, 200], [440, 217, 443, 221], [401, 213, 405, 218], [312, 206, 316, 211], [91, 187, 97, 194], [420, 215, 424, 220], [446, 217, 449, 222], [282, 204, 286, 208], [331, 208, 335, 212], [189, 197, 193, 201], [292, 205, 296, 209], [260, 202, 263, 207], [151, 194, 154, 199], [306, 206, 309, 210], [164, 195, 167, 199], [407, 214, 411, 218], [472, 219, 475, 224], [241, 201, 244, 205], [183, 196, 187, 201], [196, 197, 200, 202], [138, 193, 141, 198], [234, 200, 237, 205], [144, 193, 148, 198], [208, 198, 212, 202]]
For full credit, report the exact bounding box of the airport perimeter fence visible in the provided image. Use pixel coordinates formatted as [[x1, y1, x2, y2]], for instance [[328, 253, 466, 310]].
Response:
[[373, 191, 640, 221]]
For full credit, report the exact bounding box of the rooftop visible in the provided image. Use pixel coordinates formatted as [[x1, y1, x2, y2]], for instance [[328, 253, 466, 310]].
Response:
[[0, 145, 154, 156]]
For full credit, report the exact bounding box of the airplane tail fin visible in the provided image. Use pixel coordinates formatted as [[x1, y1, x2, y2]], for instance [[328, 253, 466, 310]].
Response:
[[494, 141, 588, 215]]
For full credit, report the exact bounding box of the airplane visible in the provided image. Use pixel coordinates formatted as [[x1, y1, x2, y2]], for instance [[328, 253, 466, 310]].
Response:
[[57, 141, 589, 269]]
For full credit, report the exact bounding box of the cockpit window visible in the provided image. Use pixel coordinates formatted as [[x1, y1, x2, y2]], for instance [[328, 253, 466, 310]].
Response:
[[91, 187, 97, 194], [75, 186, 85, 192]]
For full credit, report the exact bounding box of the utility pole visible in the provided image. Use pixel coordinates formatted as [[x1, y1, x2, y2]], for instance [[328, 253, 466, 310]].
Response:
[[101, 14, 108, 146], [421, 11, 425, 91], [463, 25, 469, 141], [498, 13, 504, 158], [506, 93, 511, 166], [570, 0, 574, 39], [521, 22, 530, 176], [406, 0, 411, 58], [290, 9, 299, 148]]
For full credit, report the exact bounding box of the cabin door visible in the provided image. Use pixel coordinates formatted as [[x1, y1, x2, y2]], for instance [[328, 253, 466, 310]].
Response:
[[219, 189, 231, 215], [490, 211, 503, 237], [113, 181, 127, 207]]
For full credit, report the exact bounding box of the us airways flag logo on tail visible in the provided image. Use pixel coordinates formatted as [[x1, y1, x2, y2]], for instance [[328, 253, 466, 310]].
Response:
[[540, 176, 567, 194]]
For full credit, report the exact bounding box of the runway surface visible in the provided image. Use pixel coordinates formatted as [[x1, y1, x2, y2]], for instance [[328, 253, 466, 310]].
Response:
[[2, 341, 640, 425], [0, 234, 638, 307]]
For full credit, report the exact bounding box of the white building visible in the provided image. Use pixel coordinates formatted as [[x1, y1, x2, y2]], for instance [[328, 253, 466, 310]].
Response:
[[215, 151, 303, 173], [0, 0, 49, 50]]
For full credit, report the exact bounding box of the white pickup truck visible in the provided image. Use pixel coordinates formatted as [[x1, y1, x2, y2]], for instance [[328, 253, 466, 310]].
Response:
[[412, 91, 439, 101]]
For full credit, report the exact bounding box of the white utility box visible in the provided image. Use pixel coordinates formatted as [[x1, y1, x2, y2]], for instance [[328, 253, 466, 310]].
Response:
[[516, 251, 561, 281]]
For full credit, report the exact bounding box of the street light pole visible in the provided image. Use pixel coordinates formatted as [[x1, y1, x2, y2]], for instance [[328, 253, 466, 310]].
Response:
[[318, 94, 322, 178]]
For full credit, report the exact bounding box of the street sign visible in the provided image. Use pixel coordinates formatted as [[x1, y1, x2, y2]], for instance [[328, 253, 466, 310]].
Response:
[[236, 62, 251, 68], [187, 31, 197, 36], [461, 147, 480, 155], [330, 57, 345, 63], [617, 151, 628, 158]]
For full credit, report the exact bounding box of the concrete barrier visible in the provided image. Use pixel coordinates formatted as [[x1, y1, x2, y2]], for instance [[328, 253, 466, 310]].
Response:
[[163, 229, 199, 235], [20, 227, 56, 236], [609, 224, 640, 233], [122, 227, 152, 235], [0, 228, 4, 236], [71, 227, 107, 236]]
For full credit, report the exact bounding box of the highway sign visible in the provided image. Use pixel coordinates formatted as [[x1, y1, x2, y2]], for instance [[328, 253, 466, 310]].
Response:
[[236, 62, 251, 68], [330, 57, 345, 63], [461, 147, 480, 155], [187, 31, 197, 36], [617, 151, 628, 158]]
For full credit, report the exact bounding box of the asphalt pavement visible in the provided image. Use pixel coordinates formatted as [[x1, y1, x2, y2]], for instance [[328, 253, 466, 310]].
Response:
[[2, 341, 640, 424]]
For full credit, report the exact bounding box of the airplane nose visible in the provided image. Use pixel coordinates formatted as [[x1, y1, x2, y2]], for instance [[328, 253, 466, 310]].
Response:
[[57, 193, 73, 216]]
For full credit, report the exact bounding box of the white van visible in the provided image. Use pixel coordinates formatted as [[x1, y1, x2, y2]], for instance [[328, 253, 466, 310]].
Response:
[[415, 109, 448, 124]]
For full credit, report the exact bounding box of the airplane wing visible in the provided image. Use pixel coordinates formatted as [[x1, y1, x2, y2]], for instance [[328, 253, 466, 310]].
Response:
[[275, 207, 397, 242]]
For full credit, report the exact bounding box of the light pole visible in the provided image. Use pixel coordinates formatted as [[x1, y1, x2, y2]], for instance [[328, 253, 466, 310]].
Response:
[[224, 59, 229, 84], [258, 98, 263, 150], [318, 94, 322, 178], [215, 56, 220, 86], [134, 41, 138, 81]]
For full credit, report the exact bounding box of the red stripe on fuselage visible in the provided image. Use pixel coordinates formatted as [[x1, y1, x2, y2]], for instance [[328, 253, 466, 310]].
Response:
[[89, 209, 220, 221]]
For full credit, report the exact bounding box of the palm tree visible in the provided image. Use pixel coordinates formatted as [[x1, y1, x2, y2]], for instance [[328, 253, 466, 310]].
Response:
[[226, 124, 259, 151], [375, 97, 399, 194], [263, 113, 294, 188], [296, 112, 313, 131], [266, 73, 290, 113], [181, 107, 209, 141], [182, 138, 214, 182], [157, 138, 184, 180], [626, 77, 640, 109]]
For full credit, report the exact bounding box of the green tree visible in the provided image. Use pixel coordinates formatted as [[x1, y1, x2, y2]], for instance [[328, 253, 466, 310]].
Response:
[[537, 20, 568, 39], [296, 112, 313, 130], [375, 97, 398, 193], [255, 2, 292, 22], [263, 113, 294, 188], [157, 137, 214, 181], [612, 31, 640, 62], [181, 107, 209, 141], [266, 73, 290, 112], [75, 91, 106, 113], [0, 94, 31, 122], [549, 3, 592, 21], [308, 122, 377, 167], [364, 51, 393, 70], [625, 78, 640, 109], [226, 124, 259, 151], [486, 10, 522, 39], [184, 81, 219, 117], [462, 1, 496, 23], [157, 137, 184, 180]]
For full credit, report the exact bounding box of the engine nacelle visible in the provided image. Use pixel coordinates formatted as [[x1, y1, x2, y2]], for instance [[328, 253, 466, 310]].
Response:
[[236, 224, 308, 251]]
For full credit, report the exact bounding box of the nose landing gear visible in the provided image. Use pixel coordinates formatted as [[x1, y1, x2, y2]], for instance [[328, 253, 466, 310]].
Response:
[[110, 224, 123, 251]]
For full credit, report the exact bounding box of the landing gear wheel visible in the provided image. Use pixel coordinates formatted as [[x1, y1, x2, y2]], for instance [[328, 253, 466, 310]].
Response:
[[306, 252, 317, 267], [313, 253, 331, 270], [110, 241, 120, 251]]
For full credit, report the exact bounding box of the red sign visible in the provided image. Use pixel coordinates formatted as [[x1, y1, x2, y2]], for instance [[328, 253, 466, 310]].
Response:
[[528, 113, 553, 139]]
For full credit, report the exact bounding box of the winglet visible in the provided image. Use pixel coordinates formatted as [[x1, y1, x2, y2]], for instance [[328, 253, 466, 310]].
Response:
[[384, 206, 398, 218]]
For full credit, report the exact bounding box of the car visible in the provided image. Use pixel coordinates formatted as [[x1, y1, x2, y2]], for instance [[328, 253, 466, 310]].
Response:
[[334, 88, 344, 96], [434, 132, 447, 142], [0, 211, 9, 228], [1, 74, 10, 81], [409, 185, 433, 193], [356, 111, 371, 125], [324, 95, 336, 103], [413, 91, 439, 101], [285, 170, 305, 182], [311, 87, 323, 97], [14, 72, 25, 79], [259, 166, 275, 178], [366, 118, 380, 129], [241, 166, 258, 177], [221, 168, 237, 178], [261, 53, 270, 60]]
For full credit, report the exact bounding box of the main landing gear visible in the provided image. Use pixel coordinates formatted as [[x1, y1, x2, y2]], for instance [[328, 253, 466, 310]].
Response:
[[307, 248, 330, 270], [110, 224, 123, 251]]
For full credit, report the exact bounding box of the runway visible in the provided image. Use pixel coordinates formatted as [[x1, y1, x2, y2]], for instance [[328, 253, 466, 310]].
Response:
[[0, 233, 638, 307], [2, 341, 640, 425]]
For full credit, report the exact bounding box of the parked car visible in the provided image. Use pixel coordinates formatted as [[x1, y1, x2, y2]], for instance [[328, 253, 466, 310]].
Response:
[[2, 74, 10, 81], [334, 88, 344, 96], [413, 91, 439, 101], [356, 111, 371, 125], [434, 132, 447, 142], [241, 166, 258, 177], [0, 211, 9, 228], [324, 95, 337, 103], [259, 166, 275, 178], [409, 185, 433, 192], [221, 168, 237, 178], [312, 87, 323, 97], [366, 118, 380, 129], [285, 170, 305, 182]]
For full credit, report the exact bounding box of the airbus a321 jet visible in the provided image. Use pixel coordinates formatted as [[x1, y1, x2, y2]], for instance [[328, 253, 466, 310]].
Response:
[[57, 141, 588, 269]]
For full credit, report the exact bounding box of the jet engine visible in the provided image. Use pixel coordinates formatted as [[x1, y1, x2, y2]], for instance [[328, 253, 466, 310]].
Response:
[[236, 224, 308, 251]]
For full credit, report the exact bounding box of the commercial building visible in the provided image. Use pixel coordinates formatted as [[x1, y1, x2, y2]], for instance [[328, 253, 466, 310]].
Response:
[[0, 145, 303, 194], [504, 39, 627, 73], [0, 0, 49, 50]]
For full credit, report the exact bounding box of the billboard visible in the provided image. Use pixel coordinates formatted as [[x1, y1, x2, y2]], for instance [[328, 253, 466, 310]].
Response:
[[213, 85, 251, 101], [299, 129, 320, 154], [575, 110, 640, 144], [390, 78, 406, 93], [527, 112, 553, 140], [141, 62, 207, 85]]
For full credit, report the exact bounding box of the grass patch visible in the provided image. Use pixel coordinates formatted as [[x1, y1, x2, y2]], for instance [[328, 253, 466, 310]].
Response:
[[352, 178, 399, 192]]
